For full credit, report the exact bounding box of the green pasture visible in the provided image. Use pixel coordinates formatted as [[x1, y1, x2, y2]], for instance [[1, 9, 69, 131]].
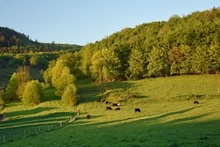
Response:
[[0, 74, 220, 147]]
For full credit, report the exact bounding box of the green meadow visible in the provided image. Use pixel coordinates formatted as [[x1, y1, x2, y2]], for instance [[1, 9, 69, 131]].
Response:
[[0, 74, 220, 147]]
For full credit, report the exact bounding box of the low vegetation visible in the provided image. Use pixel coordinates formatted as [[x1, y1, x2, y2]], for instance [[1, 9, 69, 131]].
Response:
[[0, 74, 220, 147]]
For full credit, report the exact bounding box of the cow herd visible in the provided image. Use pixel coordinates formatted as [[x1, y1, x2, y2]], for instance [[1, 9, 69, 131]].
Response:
[[85, 98, 199, 119], [105, 102, 141, 113], [85, 101, 141, 119]]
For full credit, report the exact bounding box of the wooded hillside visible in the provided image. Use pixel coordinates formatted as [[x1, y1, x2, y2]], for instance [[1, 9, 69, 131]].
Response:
[[79, 7, 220, 81], [0, 27, 82, 54]]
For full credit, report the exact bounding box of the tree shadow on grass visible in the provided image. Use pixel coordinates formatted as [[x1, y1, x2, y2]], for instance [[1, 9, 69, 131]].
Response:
[[77, 106, 203, 128], [5, 107, 58, 118], [65, 106, 220, 147], [0, 111, 86, 136], [77, 80, 135, 103]]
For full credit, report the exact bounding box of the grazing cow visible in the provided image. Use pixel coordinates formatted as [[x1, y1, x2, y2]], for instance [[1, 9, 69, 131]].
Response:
[[106, 107, 113, 110], [112, 103, 120, 106], [106, 101, 110, 104], [87, 115, 91, 119], [194, 101, 199, 104], [135, 108, 141, 113], [115, 107, 120, 111]]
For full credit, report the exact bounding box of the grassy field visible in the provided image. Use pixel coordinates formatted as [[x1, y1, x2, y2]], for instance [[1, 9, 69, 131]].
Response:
[[0, 74, 220, 147]]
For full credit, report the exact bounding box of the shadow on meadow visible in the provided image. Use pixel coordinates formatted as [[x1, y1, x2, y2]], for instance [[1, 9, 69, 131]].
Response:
[[66, 106, 220, 147], [78, 80, 134, 103], [0, 111, 90, 136], [4, 107, 58, 118], [74, 105, 203, 127], [1, 103, 219, 147]]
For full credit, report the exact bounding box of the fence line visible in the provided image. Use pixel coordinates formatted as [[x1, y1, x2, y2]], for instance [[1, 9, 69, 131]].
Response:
[[0, 112, 79, 144]]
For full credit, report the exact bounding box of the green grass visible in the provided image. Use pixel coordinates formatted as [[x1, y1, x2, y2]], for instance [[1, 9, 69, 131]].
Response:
[[0, 74, 220, 147]]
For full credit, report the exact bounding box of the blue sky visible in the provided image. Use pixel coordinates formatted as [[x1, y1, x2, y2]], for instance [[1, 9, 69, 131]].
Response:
[[0, 0, 219, 45]]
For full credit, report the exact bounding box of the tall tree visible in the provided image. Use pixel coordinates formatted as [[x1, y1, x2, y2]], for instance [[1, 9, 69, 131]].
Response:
[[58, 52, 82, 78], [54, 67, 75, 96], [43, 60, 56, 85], [179, 45, 192, 75], [51, 59, 65, 87], [16, 66, 31, 100], [169, 47, 182, 75], [147, 47, 169, 77], [206, 44, 220, 73], [90, 50, 106, 83], [191, 46, 208, 74], [127, 48, 145, 80], [79, 44, 95, 78], [102, 48, 122, 81]]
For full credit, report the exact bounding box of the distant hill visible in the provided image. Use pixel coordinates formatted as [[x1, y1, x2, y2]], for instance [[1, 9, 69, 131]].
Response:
[[0, 27, 39, 47], [0, 27, 83, 53]]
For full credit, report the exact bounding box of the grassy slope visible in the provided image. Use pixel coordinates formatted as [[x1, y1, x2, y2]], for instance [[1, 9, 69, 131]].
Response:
[[0, 75, 220, 147]]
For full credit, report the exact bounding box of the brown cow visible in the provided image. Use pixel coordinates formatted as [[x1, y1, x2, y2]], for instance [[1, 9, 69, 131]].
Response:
[[115, 107, 120, 111], [87, 115, 91, 119], [194, 101, 199, 104], [112, 103, 120, 106], [135, 108, 141, 113], [106, 107, 113, 110]]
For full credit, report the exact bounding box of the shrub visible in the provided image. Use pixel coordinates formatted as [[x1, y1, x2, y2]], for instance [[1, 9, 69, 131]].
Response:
[[61, 84, 78, 106], [0, 90, 5, 111], [22, 80, 43, 106]]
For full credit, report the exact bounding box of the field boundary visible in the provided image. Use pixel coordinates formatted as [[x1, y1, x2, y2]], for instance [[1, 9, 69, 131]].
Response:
[[0, 111, 80, 145]]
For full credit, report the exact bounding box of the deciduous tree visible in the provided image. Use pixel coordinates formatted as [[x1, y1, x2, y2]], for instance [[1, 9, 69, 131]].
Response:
[[61, 84, 78, 106], [54, 67, 75, 96], [22, 80, 43, 106], [127, 48, 145, 80]]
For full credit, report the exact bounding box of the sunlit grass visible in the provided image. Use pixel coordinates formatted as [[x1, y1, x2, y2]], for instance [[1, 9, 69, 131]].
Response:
[[0, 74, 220, 147]]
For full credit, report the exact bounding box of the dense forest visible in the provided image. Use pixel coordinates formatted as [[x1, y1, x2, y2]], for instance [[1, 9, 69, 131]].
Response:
[[79, 7, 220, 81], [0, 7, 220, 107]]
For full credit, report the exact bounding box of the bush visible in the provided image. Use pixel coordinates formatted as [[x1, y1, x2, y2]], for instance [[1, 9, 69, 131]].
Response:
[[61, 84, 78, 106], [0, 90, 5, 111], [22, 80, 43, 106]]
